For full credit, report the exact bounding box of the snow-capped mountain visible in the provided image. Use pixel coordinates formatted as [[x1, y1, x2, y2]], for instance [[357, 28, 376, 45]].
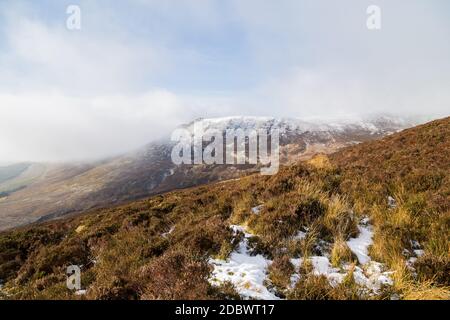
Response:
[[184, 114, 413, 135]]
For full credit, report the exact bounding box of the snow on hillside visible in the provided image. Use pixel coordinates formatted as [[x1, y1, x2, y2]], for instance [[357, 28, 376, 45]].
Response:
[[210, 217, 394, 300], [184, 114, 416, 136], [209, 225, 279, 300], [347, 218, 373, 265], [290, 219, 393, 294]]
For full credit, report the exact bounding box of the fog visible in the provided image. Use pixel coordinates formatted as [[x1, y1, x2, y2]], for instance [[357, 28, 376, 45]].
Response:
[[0, 0, 449, 162]]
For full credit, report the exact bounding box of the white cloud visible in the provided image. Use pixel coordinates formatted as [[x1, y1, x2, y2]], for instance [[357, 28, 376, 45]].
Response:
[[227, 0, 450, 118], [0, 90, 196, 162], [0, 4, 184, 162], [0, 13, 168, 95]]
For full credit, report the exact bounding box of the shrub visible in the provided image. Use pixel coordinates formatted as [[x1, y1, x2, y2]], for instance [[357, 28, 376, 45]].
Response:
[[140, 250, 212, 300], [87, 228, 149, 300], [322, 195, 358, 239], [88, 275, 141, 300], [288, 275, 333, 300], [209, 282, 241, 300], [415, 254, 450, 286], [267, 255, 295, 294]]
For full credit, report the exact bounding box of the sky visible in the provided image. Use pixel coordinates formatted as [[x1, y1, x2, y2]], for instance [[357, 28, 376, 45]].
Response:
[[0, 0, 449, 162]]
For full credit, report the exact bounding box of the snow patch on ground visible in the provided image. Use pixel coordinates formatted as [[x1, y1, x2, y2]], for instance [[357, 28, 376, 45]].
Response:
[[405, 240, 425, 271], [290, 219, 393, 294], [347, 222, 373, 265], [209, 225, 279, 300], [290, 257, 393, 293], [210, 219, 393, 299], [290, 257, 344, 287], [251, 205, 263, 215], [293, 230, 307, 240]]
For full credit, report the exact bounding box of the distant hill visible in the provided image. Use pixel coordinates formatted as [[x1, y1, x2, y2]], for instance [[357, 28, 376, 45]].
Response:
[[0, 163, 30, 185]]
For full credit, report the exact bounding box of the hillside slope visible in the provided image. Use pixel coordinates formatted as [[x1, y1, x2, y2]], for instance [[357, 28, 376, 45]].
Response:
[[0, 117, 448, 300]]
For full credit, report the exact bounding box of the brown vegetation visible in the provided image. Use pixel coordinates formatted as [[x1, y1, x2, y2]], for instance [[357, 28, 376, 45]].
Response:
[[0, 117, 448, 300]]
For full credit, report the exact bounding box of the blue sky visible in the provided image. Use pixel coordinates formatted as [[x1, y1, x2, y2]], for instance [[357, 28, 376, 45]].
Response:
[[0, 0, 449, 162]]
